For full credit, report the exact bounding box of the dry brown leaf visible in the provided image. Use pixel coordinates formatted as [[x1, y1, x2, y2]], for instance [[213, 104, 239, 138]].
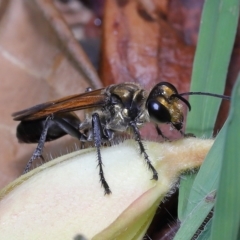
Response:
[[100, 0, 194, 92], [0, 0, 101, 188], [168, 0, 204, 45]]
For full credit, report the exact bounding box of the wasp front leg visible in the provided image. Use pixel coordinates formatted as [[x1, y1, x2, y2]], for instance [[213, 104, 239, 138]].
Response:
[[130, 121, 158, 181], [179, 130, 196, 138], [155, 124, 169, 141]]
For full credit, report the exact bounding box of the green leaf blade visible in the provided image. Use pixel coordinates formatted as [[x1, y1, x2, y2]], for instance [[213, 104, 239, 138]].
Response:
[[186, 0, 239, 137], [210, 75, 240, 240], [177, 0, 240, 238]]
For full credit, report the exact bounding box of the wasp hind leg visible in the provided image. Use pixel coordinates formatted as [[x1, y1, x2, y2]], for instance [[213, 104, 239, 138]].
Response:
[[92, 113, 112, 195], [130, 122, 158, 181], [23, 116, 52, 173], [24, 115, 86, 174]]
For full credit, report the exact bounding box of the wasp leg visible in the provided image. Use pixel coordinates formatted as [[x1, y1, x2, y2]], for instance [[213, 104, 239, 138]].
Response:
[[53, 117, 86, 141], [24, 116, 86, 174], [130, 122, 158, 181], [155, 124, 169, 141], [92, 113, 111, 195], [179, 130, 196, 138], [23, 116, 52, 173]]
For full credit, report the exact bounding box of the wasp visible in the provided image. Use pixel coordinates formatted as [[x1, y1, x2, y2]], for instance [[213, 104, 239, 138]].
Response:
[[12, 82, 230, 194]]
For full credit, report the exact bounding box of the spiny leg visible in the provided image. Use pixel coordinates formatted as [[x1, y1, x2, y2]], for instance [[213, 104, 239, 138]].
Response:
[[155, 124, 169, 141], [179, 130, 196, 138], [23, 116, 52, 173], [24, 115, 86, 174], [92, 113, 111, 195], [130, 122, 158, 180]]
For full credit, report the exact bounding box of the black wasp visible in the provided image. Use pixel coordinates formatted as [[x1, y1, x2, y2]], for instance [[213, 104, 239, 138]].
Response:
[[12, 82, 230, 194]]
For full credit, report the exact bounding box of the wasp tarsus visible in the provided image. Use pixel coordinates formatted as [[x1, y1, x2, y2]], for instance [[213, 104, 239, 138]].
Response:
[[12, 82, 230, 194]]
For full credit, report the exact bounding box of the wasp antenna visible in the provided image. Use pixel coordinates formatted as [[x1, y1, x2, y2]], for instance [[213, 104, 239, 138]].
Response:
[[178, 92, 231, 101]]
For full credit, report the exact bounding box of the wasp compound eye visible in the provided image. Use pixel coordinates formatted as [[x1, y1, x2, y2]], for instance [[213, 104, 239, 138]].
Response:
[[147, 99, 171, 123]]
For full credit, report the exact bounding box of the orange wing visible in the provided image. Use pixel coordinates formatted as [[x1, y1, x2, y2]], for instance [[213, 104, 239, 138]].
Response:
[[12, 88, 108, 121]]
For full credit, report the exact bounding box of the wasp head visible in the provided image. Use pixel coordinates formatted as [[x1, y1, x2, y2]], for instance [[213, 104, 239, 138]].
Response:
[[146, 82, 191, 131]]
